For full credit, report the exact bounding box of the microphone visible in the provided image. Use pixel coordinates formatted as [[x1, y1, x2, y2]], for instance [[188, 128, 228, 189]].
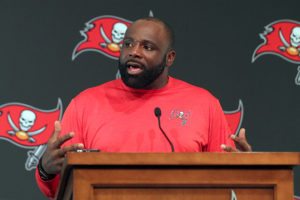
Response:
[[154, 107, 175, 152]]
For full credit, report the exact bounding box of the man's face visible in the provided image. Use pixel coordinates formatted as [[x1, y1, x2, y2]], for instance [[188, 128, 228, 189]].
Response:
[[118, 20, 171, 89]]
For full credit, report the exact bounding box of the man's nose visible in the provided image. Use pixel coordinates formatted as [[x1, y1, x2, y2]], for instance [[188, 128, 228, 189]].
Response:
[[129, 44, 142, 58]]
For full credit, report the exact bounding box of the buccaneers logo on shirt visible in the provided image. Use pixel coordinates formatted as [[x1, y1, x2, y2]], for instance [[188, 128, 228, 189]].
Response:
[[170, 109, 191, 126], [252, 19, 300, 85], [0, 99, 62, 170], [72, 15, 132, 60], [170, 100, 243, 136]]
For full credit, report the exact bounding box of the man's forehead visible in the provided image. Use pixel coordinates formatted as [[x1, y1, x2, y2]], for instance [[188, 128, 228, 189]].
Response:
[[125, 21, 167, 44], [125, 20, 165, 36]]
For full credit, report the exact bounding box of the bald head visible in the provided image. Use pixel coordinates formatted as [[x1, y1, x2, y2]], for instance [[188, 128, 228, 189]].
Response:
[[130, 17, 175, 50]]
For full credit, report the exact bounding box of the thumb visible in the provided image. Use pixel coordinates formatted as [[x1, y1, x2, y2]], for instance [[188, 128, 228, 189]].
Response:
[[221, 144, 237, 152]]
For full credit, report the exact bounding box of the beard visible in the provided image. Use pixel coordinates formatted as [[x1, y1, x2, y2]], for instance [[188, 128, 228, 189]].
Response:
[[118, 57, 166, 89]]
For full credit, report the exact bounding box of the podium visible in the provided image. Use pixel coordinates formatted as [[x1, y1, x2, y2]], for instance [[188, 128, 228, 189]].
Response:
[[55, 152, 300, 200]]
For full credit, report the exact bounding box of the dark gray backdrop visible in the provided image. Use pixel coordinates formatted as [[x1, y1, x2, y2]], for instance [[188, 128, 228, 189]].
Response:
[[0, 0, 299, 199]]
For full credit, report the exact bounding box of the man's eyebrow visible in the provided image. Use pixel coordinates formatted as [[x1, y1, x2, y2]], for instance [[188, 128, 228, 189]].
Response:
[[141, 39, 155, 44], [123, 38, 158, 46], [139, 40, 159, 48]]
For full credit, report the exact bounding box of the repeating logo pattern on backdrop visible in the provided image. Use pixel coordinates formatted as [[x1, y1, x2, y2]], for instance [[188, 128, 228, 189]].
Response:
[[0, 99, 62, 170], [252, 19, 300, 85]]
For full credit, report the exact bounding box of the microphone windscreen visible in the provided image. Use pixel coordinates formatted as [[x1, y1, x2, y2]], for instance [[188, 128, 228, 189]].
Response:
[[154, 107, 161, 117]]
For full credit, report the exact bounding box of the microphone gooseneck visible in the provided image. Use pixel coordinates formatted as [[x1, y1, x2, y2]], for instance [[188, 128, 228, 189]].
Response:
[[154, 107, 175, 152]]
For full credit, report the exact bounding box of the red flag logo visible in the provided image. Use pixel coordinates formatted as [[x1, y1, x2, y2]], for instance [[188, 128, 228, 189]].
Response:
[[252, 20, 300, 64], [0, 99, 62, 147], [72, 15, 132, 60], [224, 100, 243, 136]]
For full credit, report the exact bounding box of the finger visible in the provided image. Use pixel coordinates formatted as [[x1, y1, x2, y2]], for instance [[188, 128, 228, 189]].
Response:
[[235, 128, 246, 140], [238, 129, 252, 151], [221, 144, 238, 152], [237, 128, 246, 139], [231, 129, 246, 143], [60, 143, 84, 155], [231, 136, 246, 144], [48, 121, 62, 144], [50, 148, 68, 160], [52, 132, 75, 148], [52, 121, 62, 139], [231, 132, 252, 152], [52, 157, 66, 166]]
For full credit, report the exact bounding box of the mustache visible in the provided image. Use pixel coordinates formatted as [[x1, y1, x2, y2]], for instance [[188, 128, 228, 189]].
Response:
[[121, 59, 144, 67]]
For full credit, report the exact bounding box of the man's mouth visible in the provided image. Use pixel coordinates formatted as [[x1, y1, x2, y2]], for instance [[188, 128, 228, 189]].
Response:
[[126, 61, 144, 75]]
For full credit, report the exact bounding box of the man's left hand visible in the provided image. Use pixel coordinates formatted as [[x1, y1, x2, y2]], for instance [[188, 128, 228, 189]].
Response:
[[221, 128, 252, 152]]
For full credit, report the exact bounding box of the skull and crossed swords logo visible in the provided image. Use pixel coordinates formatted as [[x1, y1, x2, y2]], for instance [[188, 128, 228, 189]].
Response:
[[252, 20, 300, 85], [170, 109, 191, 126], [279, 26, 300, 56], [99, 22, 128, 52], [7, 110, 46, 143]]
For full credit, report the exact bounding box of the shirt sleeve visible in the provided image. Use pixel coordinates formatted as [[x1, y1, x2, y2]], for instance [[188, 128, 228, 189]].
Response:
[[206, 98, 236, 152], [35, 169, 60, 199], [35, 99, 83, 198]]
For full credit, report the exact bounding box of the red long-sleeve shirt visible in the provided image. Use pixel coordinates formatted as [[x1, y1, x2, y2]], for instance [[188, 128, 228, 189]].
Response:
[[36, 76, 235, 198]]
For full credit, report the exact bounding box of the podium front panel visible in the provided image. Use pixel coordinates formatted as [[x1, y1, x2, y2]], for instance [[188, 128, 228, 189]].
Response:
[[71, 168, 292, 200]]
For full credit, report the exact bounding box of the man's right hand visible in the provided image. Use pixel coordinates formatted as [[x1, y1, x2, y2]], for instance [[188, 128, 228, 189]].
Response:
[[41, 121, 84, 175]]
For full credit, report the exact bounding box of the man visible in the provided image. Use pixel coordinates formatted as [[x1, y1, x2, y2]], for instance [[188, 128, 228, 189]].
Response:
[[35, 17, 251, 198]]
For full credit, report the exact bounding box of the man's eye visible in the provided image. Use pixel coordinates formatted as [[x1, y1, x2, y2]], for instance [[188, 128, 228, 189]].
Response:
[[124, 41, 133, 48], [144, 45, 153, 51]]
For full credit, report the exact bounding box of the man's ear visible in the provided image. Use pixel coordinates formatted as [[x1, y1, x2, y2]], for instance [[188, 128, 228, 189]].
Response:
[[166, 50, 176, 67]]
